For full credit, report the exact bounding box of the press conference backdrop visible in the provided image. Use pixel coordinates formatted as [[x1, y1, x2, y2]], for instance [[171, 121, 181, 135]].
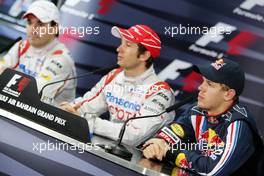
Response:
[[0, 0, 263, 138]]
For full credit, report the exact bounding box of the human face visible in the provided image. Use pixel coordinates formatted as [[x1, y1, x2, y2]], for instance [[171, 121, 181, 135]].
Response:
[[197, 77, 227, 114], [116, 37, 142, 70], [26, 14, 57, 48]]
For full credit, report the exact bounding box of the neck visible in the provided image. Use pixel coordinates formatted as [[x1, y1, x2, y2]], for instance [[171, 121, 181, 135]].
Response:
[[207, 101, 234, 116], [124, 64, 148, 77]]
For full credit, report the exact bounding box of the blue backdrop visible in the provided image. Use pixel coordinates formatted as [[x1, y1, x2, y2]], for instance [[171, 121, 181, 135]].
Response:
[[0, 0, 263, 138]]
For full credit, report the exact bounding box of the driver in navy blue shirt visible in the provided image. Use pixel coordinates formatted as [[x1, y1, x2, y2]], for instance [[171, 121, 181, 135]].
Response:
[[143, 59, 262, 176]]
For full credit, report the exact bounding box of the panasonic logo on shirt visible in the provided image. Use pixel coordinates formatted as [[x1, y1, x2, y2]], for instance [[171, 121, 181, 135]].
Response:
[[19, 64, 38, 77], [106, 92, 141, 111]]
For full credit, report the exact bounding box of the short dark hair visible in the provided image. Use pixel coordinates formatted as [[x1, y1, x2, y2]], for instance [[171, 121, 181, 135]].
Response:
[[137, 43, 153, 69]]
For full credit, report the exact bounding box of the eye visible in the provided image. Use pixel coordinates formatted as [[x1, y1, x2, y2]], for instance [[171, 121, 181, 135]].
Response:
[[38, 22, 45, 27], [126, 42, 131, 47], [27, 19, 32, 25], [206, 80, 213, 86]]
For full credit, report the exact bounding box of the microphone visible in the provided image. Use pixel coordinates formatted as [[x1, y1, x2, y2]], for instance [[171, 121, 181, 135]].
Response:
[[165, 93, 198, 113], [39, 64, 120, 98], [0, 36, 22, 54], [105, 93, 197, 160]]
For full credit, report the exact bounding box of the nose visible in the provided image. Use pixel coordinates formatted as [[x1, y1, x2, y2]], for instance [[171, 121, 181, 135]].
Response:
[[116, 44, 123, 53], [30, 25, 36, 35], [29, 23, 38, 35]]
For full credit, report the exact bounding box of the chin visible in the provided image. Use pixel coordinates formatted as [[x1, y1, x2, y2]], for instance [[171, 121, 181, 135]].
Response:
[[31, 42, 41, 48], [197, 101, 206, 109], [117, 62, 124, 67], [31, 40, 45, 48], [29, 39, 38, 45]]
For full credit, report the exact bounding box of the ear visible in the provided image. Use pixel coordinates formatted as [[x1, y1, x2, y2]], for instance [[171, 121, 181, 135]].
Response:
[[224, 89, 236, 101], [138, 50, 151, 62]]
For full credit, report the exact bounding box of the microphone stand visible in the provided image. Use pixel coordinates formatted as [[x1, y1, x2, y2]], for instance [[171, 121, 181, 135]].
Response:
[[105, 112, 165, 160], [39, 64, 120, 98], [105, 93, 197, 160]]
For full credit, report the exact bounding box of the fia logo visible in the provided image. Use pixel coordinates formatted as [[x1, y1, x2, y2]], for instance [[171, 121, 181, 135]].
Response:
[[65, 0, 89, 6], [240, 0, 264, 10], [195, 22, 237, 47], [2, 74, 30, 97]]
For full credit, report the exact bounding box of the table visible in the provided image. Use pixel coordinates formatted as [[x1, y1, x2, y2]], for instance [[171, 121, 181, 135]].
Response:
[[0, 108, 195, 175]]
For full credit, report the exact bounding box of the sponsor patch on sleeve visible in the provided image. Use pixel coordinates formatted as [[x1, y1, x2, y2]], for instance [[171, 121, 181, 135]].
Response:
[[0, 57, 6, 64], [175, 153, 190, 169], [170, 123, 185, 138], [157, 126, 180, 144]]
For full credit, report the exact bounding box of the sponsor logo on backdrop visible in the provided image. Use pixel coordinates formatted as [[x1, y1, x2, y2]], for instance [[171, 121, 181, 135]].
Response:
[[187, 21, 259, 56], [233, 0, 264, 22], [98, 0, 117, 14], [158, 59, 202, 95], [61, 0, 95, 19], [158, 59, 192, 81], [65, 0, 88, 6], [188, 22, 236, 58], [62, 0, 116, 18]]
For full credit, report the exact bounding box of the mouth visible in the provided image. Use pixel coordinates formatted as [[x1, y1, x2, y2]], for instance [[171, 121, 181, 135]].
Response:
[[198, 93, 204, 100], [30, 35, 40, 40], [117, 56, 123, 61]]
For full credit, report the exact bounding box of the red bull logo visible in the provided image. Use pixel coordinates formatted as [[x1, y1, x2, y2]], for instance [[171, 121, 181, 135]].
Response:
[[179, 158, 189, 169], [200, 128, 225, 156], [176, 153, 191, 169], [201, 128, 224, 147], [201, 130, 209, 141], [209, 135, 225, 147], [208, 129, 224, 147]]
